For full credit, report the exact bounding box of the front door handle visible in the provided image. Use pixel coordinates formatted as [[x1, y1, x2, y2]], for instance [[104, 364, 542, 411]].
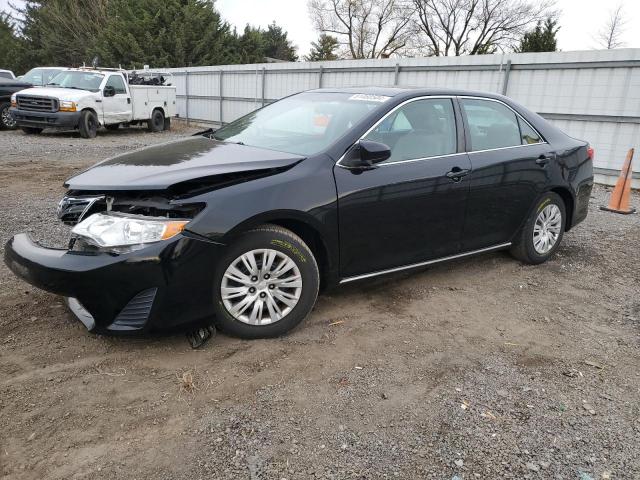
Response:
[[536, 153, 556, 166], [446, 167, 470, 181]]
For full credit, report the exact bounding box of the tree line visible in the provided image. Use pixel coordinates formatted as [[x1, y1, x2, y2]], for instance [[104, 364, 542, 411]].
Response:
[[0, 0, 628, 75], [1, 0, 298, 74]]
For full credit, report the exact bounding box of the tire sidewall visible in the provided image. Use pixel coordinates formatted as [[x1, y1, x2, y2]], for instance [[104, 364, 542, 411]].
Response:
[[80, 110, 98, 138], [522, 192, 566, 263], [212, 229, 319, 338], [149, 110, 164, 132]]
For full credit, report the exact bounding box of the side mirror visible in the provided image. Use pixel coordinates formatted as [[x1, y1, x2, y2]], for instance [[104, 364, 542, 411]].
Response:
[[341, 140, 391, 170], [103, 85, 116, 97]]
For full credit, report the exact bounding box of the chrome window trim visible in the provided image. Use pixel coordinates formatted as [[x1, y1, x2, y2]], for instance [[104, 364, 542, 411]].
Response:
[[335, 94, 548, 170], [336, 95, 458, 169], [458, 95, 547, 150], [340, 242, 512, 283]]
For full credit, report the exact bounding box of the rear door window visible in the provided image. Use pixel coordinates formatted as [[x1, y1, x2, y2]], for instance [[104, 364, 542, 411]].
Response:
[[461, 99, 522, 151], [518, 117, 542, 144]]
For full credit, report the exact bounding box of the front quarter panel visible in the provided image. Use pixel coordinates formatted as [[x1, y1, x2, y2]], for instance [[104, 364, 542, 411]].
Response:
[[181, 155, 340, 274]]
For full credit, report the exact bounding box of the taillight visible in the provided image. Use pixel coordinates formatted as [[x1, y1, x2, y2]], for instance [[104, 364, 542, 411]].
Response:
[[587, 146, 595, 160]]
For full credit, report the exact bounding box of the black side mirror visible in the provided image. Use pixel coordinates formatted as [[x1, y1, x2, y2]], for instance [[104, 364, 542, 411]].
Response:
[[342, 140, 391, 170], [103, 85, 116, 97]]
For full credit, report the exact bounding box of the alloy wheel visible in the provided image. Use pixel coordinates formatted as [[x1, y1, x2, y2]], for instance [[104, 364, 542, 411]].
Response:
[[1, 106, 16, 128], [533, 204, 562, 254], [221, 248, 303, 325]]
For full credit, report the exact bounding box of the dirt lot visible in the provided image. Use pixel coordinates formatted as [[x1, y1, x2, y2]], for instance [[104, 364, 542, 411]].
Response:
[[1, 126, 639, 480]]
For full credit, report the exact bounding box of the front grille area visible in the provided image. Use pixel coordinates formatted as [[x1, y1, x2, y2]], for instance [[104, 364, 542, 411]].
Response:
[[16, 95, 58, 112], [109, 288, 157, 331]]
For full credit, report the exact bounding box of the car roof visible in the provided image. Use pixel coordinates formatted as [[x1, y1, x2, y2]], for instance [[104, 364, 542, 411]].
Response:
[[307, 86, 508, 101]]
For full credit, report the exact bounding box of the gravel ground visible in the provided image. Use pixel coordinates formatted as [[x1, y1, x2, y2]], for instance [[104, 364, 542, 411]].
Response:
[[0, 127, 639, 480]]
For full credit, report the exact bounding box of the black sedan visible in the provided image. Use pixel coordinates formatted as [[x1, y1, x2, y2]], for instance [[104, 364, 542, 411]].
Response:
[[4, 88, 594, 338]]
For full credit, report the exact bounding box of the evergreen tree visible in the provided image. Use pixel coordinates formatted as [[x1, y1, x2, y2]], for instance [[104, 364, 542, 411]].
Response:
[[305, 34, 339, 61], [517, 18, 559, 53], [0, 12, 22, 72], [262, 22, 297, 61], [235, 25, 266, 64]]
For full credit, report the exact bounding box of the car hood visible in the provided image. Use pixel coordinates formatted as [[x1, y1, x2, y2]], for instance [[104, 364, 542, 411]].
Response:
[[16, 87, 96, 101], [65, 136, 305, 190]]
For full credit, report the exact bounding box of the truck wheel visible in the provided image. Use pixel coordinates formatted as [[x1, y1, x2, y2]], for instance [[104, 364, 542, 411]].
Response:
[[163, 117, 171, 131], [148, 109, 165, 132], [21, 127, 43, 135], [79, 110, 98, 139], [105, 124, 120, 131], [0, 102, 17, 129]]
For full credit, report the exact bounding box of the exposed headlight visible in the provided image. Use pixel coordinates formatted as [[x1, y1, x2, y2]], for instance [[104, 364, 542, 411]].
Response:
[[10, 94, 16, 107], [59, 100, 77, 112], [71, 213, 188, 248]]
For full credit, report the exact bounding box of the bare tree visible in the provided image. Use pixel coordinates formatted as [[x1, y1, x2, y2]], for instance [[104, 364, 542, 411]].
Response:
[[595, 4, 626, 49], [308, 0, 415, 59], [412, 0, 556, 56]]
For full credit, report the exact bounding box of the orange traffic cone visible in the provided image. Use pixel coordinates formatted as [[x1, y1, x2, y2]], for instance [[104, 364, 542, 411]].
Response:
[[600, 148, 636, 214]]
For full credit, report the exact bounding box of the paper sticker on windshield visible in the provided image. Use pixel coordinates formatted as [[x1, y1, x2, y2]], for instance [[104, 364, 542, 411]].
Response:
[[348, 94, 390, 103]]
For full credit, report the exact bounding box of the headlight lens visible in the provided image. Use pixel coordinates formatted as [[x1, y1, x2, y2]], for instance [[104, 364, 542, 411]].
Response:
[[71, 213, 188, 247], [10, 94, 16, 107], [59, 100, 77, 112]]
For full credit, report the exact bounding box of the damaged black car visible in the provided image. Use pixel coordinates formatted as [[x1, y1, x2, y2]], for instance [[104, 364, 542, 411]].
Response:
[[4, 88, 594, 338]]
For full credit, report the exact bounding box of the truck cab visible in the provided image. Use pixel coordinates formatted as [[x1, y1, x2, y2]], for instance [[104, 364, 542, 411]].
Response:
[[10, 68, 176, 138]]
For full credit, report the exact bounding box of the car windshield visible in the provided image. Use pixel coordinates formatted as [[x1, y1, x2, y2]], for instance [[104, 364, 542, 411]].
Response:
[[47, 71, 104, 92], [21, 68, 63, 86], [213, 92, 390, 156]]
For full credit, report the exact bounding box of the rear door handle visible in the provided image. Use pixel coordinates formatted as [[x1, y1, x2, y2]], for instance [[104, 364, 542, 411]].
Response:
[[446, 167, 470, 181], [536, 153, 556, 166]]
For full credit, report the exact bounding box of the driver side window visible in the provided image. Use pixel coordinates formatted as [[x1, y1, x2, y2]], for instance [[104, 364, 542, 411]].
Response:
[[106, 75, 127, 95], [364, 98, 457, 164]]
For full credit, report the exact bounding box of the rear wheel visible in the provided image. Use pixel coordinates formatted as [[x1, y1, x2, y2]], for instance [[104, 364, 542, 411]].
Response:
[[510, 192, 566, 264], [0, 102, 17, 129], [147, 109, 165, 132], [212, 225, 319, 339], [21, 126, 43, 135], [78, 110, 98, 138]]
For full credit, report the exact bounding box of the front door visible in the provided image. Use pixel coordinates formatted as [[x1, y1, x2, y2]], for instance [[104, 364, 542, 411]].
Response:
[[102, 74, 130, 125], [334, 97, 472, 278]]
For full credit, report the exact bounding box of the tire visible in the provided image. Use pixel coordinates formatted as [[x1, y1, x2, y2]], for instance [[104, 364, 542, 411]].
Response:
[[510, 192, 566, 265], [163, 117, 171, 131], [78, 110, 98, 139], [147, 109, 165, 132], [212, 224, 320, 339], [21, 127, 43, 135], [105, 124, 120, 131], [0, 102, 17, 129]]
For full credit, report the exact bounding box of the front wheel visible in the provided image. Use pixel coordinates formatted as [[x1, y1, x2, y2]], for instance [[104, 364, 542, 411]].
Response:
[[212, 225, 320, 339], [510, 192, 566, 264], [0, 102, 17, 129], [78, 110, 98, 138]]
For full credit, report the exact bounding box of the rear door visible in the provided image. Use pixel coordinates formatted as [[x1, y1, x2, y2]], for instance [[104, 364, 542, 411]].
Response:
[[334, 96, 472, 278], [102, 74, 130, 125], [459, 97, 552, 250]]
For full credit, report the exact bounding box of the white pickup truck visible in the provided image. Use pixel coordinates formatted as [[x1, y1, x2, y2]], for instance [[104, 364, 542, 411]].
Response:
[[10, 68, 176, 138]]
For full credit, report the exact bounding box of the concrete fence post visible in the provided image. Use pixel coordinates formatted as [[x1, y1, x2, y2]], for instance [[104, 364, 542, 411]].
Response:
[[394, 63, 400, 86], [218, 70, 224, 125], [184, 71, 190, 126], [261, 67, 266, 107], [502, 60, 512, 96], [318, 66, 324, 88]]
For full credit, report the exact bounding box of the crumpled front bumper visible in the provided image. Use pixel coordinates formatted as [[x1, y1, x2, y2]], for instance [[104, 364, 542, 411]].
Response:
[[4, 233, 224, 334]]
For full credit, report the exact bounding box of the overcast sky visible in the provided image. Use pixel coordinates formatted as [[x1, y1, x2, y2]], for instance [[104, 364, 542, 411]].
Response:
[[2, 0, 639, 58]]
